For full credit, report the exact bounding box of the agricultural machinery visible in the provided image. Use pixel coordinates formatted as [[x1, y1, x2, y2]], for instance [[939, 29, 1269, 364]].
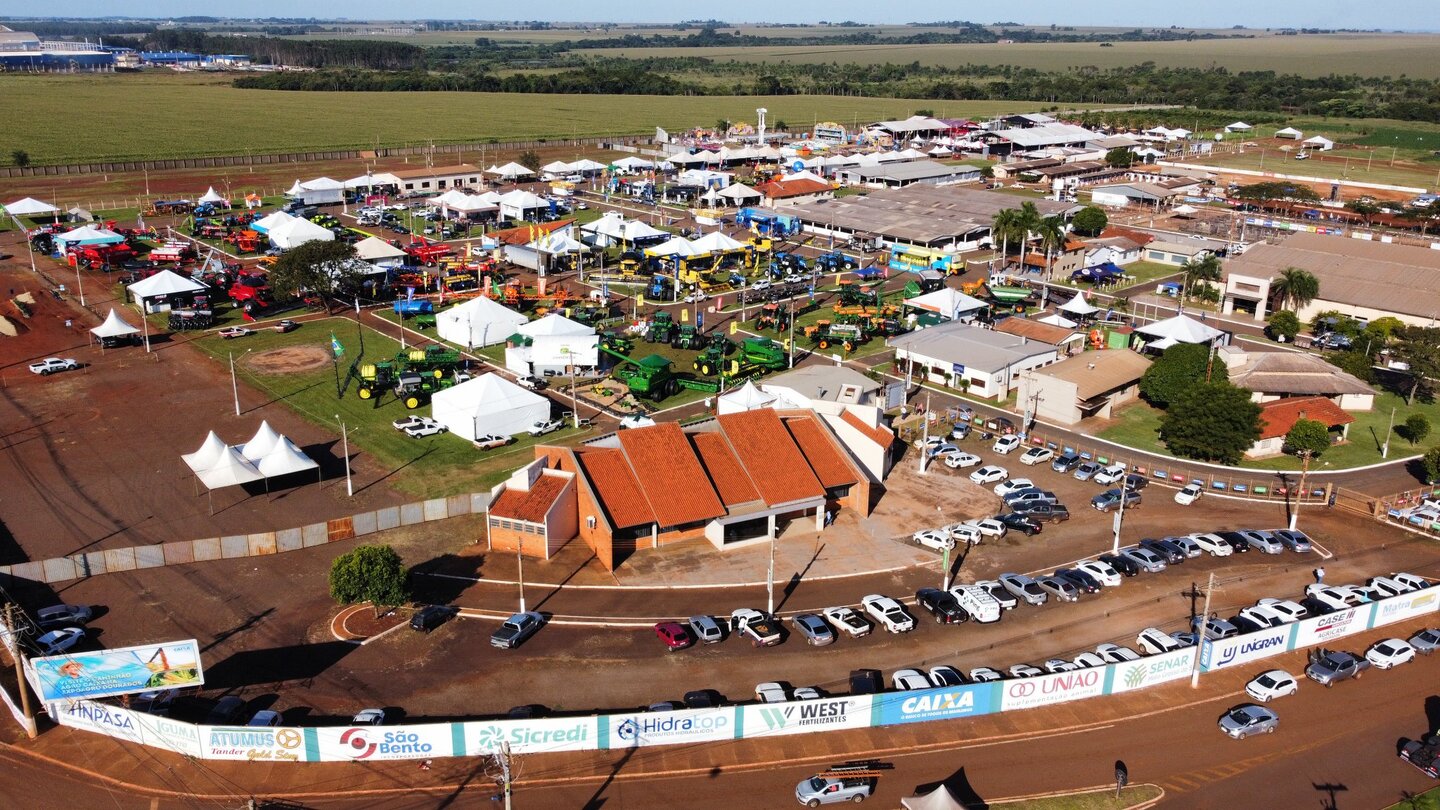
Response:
[[693, 336, 786, 378]]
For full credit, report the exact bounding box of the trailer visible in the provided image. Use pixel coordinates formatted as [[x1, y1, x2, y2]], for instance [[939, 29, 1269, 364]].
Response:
[[149, 242, 195, 264]]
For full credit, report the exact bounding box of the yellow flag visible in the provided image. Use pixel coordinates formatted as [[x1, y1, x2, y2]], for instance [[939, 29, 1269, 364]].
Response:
[[680, 309, 689, 323], [730, 320, 737, 335]]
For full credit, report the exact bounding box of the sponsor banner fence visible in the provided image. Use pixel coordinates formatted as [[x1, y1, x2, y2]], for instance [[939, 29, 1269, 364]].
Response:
[[1371, 589, 1440, 628], [133, 711, 205, 757], [604, 707, 734, 749], [31, 639, 203, 702], [1110, 648, 1197, 693], [1200, 625, 1292, 672], [999, 668, 1105, 711], [314, 724, 454, 762], [1292, 606, 1369, 649], [462, 716, 600, 756], [872, 684, 997, 725], [53, 699, 146, 745], [742, 696, 872, 738], [202, 725, 312, 762]]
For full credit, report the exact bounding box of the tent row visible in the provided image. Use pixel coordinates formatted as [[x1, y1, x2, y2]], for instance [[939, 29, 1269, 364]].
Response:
[[641, 229, 748, 258], [540, 158, 607, 176], [181, 422, 319, 491]]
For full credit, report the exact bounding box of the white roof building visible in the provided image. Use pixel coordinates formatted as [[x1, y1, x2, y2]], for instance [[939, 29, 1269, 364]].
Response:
[[436, 296, 529, 349], [431, 374, 552, 440]]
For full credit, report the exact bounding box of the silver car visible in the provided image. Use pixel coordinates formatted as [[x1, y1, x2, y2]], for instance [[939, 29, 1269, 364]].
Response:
[[1120, 546, 1167, 573], [1218, 704, 1278, 739], [998, 573, 1047, 606], [1408, 628, 1440, 655], [688, 615, 725, 643], [1037, 576, 1080, 603]]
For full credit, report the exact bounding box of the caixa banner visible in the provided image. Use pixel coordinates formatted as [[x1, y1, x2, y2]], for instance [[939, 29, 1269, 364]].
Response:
[[999, 668, 1105, 711], [872, 684, 997, 725], [1201, 626, 1292, 672]]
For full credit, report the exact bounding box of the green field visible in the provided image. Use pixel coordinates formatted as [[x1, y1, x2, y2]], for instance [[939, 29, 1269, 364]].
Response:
[[1183, 147, 1438, 191], [0, 72, 1062, 166], [587, 34, 1440, 79], [1350, 126, 1440, 152]]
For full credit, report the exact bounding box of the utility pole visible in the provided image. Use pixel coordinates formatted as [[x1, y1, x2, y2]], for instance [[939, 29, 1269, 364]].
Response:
[[787, 296, 795, 368], [4, 605, 32, 732], [497, 741, 514, 810], [1190, 572, 1216, 688], [335, 415, 352, 496], [918, 392, 932, 475], [1382, 406, 1397, 458], [1289, 451, 1312, 531], [767, 523, 776, 615], [230, 351, 242, 416], [517, 534, 527, 613]]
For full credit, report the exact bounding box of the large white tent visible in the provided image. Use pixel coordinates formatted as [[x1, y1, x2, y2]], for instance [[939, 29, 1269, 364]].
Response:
[[497, 190, 550, 221], [256, 435, 320, 478], [904, 288, 989, 322], [90, 308, 140, 344], [505, 313, 598, 376], [195, 447, 265, 491], [541, 160, 572, 175], [54, 226, 125, 248], [1136, 313, 1226, 350], [182, 431, 230, 472], [250, 210, 295, 234], [353, 236, 408, 266], [3, 197, 59, 217], [1058, 292, 1100, 317], [436, 296, 528, 349], [431, 374, 552, 440], [716, 380, 777, 415], [688, 231, 747, 254], [286, 177, 344, 205], [127, 270, 207, 311], [612, 156, 654, 172], [900, 784, 968, 810], [268, 217, 336, 250], [198, 187, 229, 206], [568, 158, 607, 174], [343, 172, 402, 190], [645, 236, 701, 258], [582, 214, 667, 246], [488, 162, 535, 180], [715, 184, 763, 205]]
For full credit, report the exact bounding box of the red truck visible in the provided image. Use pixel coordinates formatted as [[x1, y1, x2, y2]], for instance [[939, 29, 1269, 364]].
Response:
[[398, 236, 454, 267], [70, 243, 136, 268], [228, 271, 273, 305]]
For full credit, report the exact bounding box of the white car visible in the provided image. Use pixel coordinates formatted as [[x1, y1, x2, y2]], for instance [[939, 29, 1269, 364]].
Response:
[[1366, 638, 1416, 670], [1096, 643, 1141, 664], [1245, 670, 1299, 702], [892, 669, 932, 690], [399, 417, 447, 438], [928, 665, 966, 686], [1257, 598, 1308, 622], [1076, 560, 1122, 587], [1237, 605, 1288, 628], [992, 435, 1022, 455], [969, 465, 1008, 485], [970, 518, 1006, 539], [687, 615, 725, 644], [968, 667, 1004, 683], [913, 529, 955, 551], [942, 452, 983, 469], [822, 606, 872, 638], [28, 357, 79, 375], [1019, 447, 1054, 466], [1391, 572, 1431, 591], [218, 327, 252, 339], [1368, 575, 1412, 599], [527, 419, 563, 436], [1137, 627, 1182, 655], [1305, 584, 1369, 610], [994, 478, 1035, 498], [944, 523, 983, 545], [1072, 652, 1107, 669], [861, 594, 915, 633], [35, 627, 85, 656], [1190, 532, 1234, 557], [1008, 664, 1043, 678], [1043, 658, 1078, 673], [1093, 463, 1127, 485], [755, 682, 789, 703], [1174, 482, 1204, 505], [925, 442, 962, 459]]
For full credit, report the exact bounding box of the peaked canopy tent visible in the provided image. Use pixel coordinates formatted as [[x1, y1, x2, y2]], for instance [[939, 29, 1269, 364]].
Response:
[[430, 374, 552, 440], [1136, 313, 1226, 350], [541, 161, 572, 175], [90, 308, 140, 347], [54, 226, 125, 248], [127, 269, 207, 312], [611, 156, 654, 173], [268, 217, 335, 250], [488, 162, 535, 180], [343, 172, 402, 190], [239, 420, 282, 462], [582, 214, 668, 247], [1058, 291, 1100, 317], [286, 177, 344, 205], [688, 230, 747, 254], [567, 158, 607, 174], [353, 236, 408, 266], [716, 379, 777, 415], [250, 210, 295, 234], [497, 190, 550, 222], [530, 231, 588, 255], [182, 431, 230, 473], [1038, 312, 1078, 329], [67, 206, 95, 222], [716, 184, 763, 205], [198, 187, 230, 206], [903, 287, 989, 323], [255, 435, 320, 486], [3, 197, 59, 218], [901, 784, 969, 810], [436, 296, 528, 349], [645, 236, 701, 258]]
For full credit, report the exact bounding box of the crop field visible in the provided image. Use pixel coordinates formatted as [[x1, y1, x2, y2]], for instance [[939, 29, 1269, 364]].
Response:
[[0, 72, 1059, 165], [1182, 146, 1439, 192], [586, 34, 1440, 79], [1349, 126, 1440, 153]]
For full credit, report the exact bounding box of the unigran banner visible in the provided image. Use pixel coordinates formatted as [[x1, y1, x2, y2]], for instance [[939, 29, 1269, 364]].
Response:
[[31, 639, 203, 702], [1201, 625, 1292, 672]]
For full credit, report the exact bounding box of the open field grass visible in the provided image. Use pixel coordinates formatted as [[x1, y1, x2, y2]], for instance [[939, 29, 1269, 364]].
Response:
[[1182, 147, 1439, 191], [0, 72, 1060, 166], [587, 34, 1440, 79]]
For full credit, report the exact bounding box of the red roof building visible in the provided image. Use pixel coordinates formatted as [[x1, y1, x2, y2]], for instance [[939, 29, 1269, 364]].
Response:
[[754, 177, 836, 208], [1247, 396, 1354, 458]]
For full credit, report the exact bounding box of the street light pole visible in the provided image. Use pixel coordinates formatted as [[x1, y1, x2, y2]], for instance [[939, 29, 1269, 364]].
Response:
[[335, 414, 352, 496], [230, 351, 241, 416], [767, 522, 776, 615], [1190, 571, 1216, 688], [1289, 451, 1312, 531], [1382, 406, 1397, 458], [517, 535, 527, 612]]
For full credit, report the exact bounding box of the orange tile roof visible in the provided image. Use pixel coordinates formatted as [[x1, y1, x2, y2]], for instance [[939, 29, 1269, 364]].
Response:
[[490, 473, 569, 524], [716, 410, 825, 505], [1258, 396, 1355, 440], [690, 433, 762, 506], [490, 219, 574, 246], [756, 178, 834, 199], [994, 317, 1078, 346], [783, 415, 859, 490], [1100, 225, 1155, 246], [575, 449, 655, 529], [616, 423, 726, 527], [840, 409, 895, 449]]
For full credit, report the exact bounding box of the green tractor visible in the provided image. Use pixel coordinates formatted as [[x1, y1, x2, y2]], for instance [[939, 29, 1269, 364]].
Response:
[[356, 361, 399, 401], [397, 344, 463, 379], [599, 331, 634, 354], [695, 337, 786, 378], [670, 323, 705, 351], [805, 321, 868, 353], [612, 354, 680, 401], [394, 371, 453, 409], [836, 281, 881, 308], [647, 311, 677, 344]]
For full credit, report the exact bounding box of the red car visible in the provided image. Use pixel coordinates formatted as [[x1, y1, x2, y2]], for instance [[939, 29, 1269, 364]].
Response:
[[653, 621, 695, 651]]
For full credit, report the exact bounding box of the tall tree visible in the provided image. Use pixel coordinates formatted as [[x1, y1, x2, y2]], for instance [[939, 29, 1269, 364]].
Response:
[[266, 239, 359, 304], [1392, 326, 1440, 405], [1139, 343, 1224, 408], [1035, 215, 1067, 280], [1104, 147, 1134, 168], [1180, 254, 1222, 308], [1269, 267, 1320, 312], [1160, 381, 1262, 464], [1071, 205, 1108, 236], [991, 208, 1021, 261], [329, 544, 409, 615], [1284, 418, 1331, 458]]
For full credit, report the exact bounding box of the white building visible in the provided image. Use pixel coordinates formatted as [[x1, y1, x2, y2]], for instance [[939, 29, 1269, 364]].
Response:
[[888, 322, 1058, 401]]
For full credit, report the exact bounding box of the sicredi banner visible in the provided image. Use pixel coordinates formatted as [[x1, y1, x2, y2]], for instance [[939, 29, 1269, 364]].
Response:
[[872, 684, 997, 725], [604, 707, 733, 749], [1109, 648, 1197, 693], [202, 725, 311, 762], [31, 639, 204, 702], [741, 696, 873, 738], [1371, 589, 1440, 628], [1292, 606, 1368, 648], [1201, 626, 1292, 672], [462, 716, 599, 755], [999, 668, 1104, 711], [315, 724, 454, 761]]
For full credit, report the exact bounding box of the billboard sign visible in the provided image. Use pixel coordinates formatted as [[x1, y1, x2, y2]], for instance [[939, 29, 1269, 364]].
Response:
[[315, 724, 455, 761], [31, 639, 203, 702], [1371, 589, 1440, 628], [742, 696, 872, 738], [605, 708, 734, 749], [873, 685, 997, 725], [53, 699, 145, 745], [999, 669, 1104, 711], [203, 725, 311, 762], [463, 716, 599, 755], [1110, 648, 1197, 693], [1292, 607, 1367, 649], [1201, 626, 1291, 672]]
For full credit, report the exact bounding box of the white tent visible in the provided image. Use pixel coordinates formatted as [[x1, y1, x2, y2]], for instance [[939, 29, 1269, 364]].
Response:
[[353, 236, 408, 265], [612, 156, 654, 172], [182, 431, 230, 472], [568, 158, 607, 174], [302, 177, 345, 191], [285, 179, 305, 195], [1274, 127, 1304, 139], [1037, 312, 1078, 329], [531, 231, 588, 254], [716, 380, 777, 415], [436, 296, 528, 349], [927, 145, 953, 156], [583, 214, 667, 246], [239, 420, 281, 462], [198, 187, 229, 205], [1059, 292, 1100, 316], [689, 231, 747, 253], [269, 217, 336, 250], [3, 197, 59, 217], [489, 162, 535, 180], [343, 172, 402, 190], [196, 447, 265, 490], [67, 206, 94, 222], [716, 184, 763, 204], [90, 308, 139, 341], [431, 374, 551, 440], [250, 210, 295, 234], [256, 435, 319, 478], [506, 314, 599, 376], [1224, 121, 1253, 133], [1136, 313, 1225, 347], [54, 226, 124, 248], [1302, 136, 1335, 151], [645, 236, 701, 258], [904, 288, 989, 322], [676, 168, 730, 188], [541, 160, 572, 175], [497, 190, 550, 221], [128, 269, 207, 310], [900, 785, 968, 810]]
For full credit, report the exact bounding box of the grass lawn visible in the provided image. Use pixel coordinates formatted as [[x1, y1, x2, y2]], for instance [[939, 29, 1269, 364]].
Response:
[[185, 319, 591, 498], [991, 785, 1163, 809], [1387, 786, 1440, 810]]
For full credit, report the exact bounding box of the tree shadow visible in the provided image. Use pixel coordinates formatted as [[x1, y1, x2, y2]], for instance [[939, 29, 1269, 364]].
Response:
[[410, 553, 486, 605], [581, 746, 636, 810]]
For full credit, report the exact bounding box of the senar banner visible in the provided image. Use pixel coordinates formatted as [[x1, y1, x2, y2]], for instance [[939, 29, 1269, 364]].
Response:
[[1109, 648, 1197, 693], [741, 696, 873, 738], [31, 639, 203, 702], [999, 668, 1105, 711]]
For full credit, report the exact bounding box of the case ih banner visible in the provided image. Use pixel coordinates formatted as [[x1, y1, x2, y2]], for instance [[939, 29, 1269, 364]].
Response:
[[31, 639, 203, 702]]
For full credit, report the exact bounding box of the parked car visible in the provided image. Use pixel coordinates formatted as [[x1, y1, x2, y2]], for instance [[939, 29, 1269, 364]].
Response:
[[1043, 658, 1079, 673], [1004, 488, 1058, 507], [1037, 576, 1080, 602], [33, 627, 84, 656], [925, 442, 962, 459], [929, 665, 966, 686], [1400, 735, 1440, 779], [1366, 638, 1416, 669], [35, 604, 93, 628], [683, 689, 723, 709], [247, 710, 283, 728], [1051, 452, 1082, 473], [1392, 572, 1431, 591], [1077, 560, 1122, 587], [1073, 461, 1103, 481], [1237, 605, 1289, 629], [1139, 538, 1185, 565], [206, 695, 248, 725], [1239, 529, 1284, 554], [688, 615, 725, 643], [1272, 529, 1313, 552], [1123, 473, 1148, 492], [1093, 463, 1127, 485], [1092, 488, 1141, 512], [949, 422, 972, 441], [1170, 535, 1204, 558], [970, 518, 1007, 539], [1008, 663, 1044, 678], [822, 606, 872, 638], [913, 529, 956, 551], [527, 419, 563, 436], [1098, 553, 1140, 577], [1192, 615, 1239, 641], [1072, 652, 1107, 668], [848, 669, 883, 695], [969, 667, 1004, 683], [401, 417, 447, 438], [862, 594, 916, 633], [1137, 627, 1182, 655], [1305, 650, 1370, 686], [1305, 585, 1370, 611], [974, 580, 1018, 610], [1218, 704, 1278, 739], [1409, 628, 1440, 655], [949, 586, 1002, 623], [1190, 532, 1234, 557], [1120, 546, 1167, 573], [1245, 670, 1299, 703], [1216, 531, 1252, 554], [943, 451, 983, 469], [410, 604, 456, 633], [969, 465, 1009, 485], [1175, 482, 1204, 505], [893, 668, 933, 690], [998, 573, 1047, 606], [654, 621, 695, 651], [1014, 502, 1070, 523], [992, 435, 1022, 455], [1096, 643, 1141, 664], [755, 682, 790, 703], [1019, 447, 1054, 466], [994, 478, 1036, 498], [1055, 568, 1102, 594], [473, 433, 513, 451], [29, 357, 79, 375], [997, 512, 1042, 536], [1368, 576, 1412, 599], [1256, 598, 1308, 622], [792, 613, 836, 646], [795, 772, 875, 806], [491, 611, 544, 649], [730, 608, 784, 647], [916, 588, 967, 624]]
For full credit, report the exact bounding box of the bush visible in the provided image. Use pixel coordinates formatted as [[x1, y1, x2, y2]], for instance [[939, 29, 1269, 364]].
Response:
[[1266, 310, 1301, 342], [1160, 381, 1262, 465], [329, 545, 409, 612], [1072, 206, 1108, 237], [1424, 446, 1440, 484], [10, 150, 29, 167], [1327, 350, 1375, 384], [1405, 414, 1432, 446]]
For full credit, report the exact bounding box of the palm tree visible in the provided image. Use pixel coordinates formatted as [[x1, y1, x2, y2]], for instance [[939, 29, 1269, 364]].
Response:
[[1270, 266, 1320, 312], [1035, 216, 1066, 280], [991, 208, 1021, 262], [1180, 254, 1223, 308]]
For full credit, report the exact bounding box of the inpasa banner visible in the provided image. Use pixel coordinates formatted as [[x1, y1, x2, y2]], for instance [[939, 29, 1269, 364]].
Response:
[[1371, 589, 1440, 628], [1110, 648, 1197, 693], [31, 639, 203, 702], [741, 696, 872, 738], [604, 707, 734, 749], [315, 724, 456, 761], [872, 684, 997, 725], [999, 668, 1104, 711], [1201, 626, 1292, 672]]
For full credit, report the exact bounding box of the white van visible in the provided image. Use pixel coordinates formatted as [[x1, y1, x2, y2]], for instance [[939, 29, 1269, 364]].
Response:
[[949, 585, 1002, 624]]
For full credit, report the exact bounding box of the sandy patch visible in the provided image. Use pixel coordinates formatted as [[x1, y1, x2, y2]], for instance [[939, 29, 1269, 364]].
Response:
[[245, 346, 331, 374]]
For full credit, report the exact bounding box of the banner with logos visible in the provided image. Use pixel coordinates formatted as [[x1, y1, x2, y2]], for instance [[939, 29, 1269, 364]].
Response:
[[999, 668, 1105, 711], [1109, 648, 1197, 694], [201, 724, 312, 762], [53, 699, 146, 745], [314, 723, 455, 762], [1200, 625, 1293, 672], [871, 684, 997, 725], [603, 707, 734, 749], [1292, 606, 1369, 649], [461, 716, 600, 755], [132, 710, 206, 757], [742, 696, 872, 738], [1370, 589, 1440, 628]]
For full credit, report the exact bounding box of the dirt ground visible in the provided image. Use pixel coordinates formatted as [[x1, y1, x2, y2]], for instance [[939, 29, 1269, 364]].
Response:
[[246, 345, 332, 375]]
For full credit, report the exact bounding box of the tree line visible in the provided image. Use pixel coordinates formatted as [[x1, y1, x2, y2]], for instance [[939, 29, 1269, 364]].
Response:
[[105, 30, 424, 70]]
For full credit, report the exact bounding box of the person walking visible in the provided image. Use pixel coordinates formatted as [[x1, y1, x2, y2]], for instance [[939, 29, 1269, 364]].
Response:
[[1314, 566, 1326, 585]]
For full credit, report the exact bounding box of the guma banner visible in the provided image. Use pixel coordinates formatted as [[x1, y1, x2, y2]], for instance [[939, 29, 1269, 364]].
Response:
[[999, 668, 1105, 711], [31, 639, 203, 702]]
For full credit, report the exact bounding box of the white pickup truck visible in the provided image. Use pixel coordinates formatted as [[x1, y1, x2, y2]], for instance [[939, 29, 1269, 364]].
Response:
[[729, 608, 782, 648]]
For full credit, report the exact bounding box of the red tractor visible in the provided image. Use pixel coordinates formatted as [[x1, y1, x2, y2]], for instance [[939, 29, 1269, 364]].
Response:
[[70, 243, 136, 269], [399, 236, 454, 267], [228, 271, 273, 306]]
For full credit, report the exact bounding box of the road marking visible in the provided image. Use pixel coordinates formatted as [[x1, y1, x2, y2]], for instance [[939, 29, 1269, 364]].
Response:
[[417, 561, 924, 591], [360, 620, 408, 646]]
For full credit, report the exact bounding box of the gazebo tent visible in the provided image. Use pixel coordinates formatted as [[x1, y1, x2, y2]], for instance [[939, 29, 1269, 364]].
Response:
[[612, 156, 654, 172], [353, 236, 408, 266], [239, 420, 281, 462], [716, 184, 763, 205], [1274, 127, 1304, 140], [90, 308, 140, 345], [268, 217, 336, 250], [568, 159, 606, 174], [198, 187, 229, 206], [582, 214, 667, 247], [430, 374, 551, 440], [250, 210, 295, 234], [3, 197, 59, 217], [901, 785, 968, 810], [1038, 312, 1079, 329], [1059, 292, 1101, 317], [904, 287, 989, 322], [343, 172, 402, 190], [645, 236, 701, 258], [255, 436, 319, 479], [716, 380, 777, 415], [195, 447, 265, 490], [182, 431, 230, 472], [530, 231, 588, 255], [67, 206, 95, 222], [497, 190, 550, 221], [541, 161, 572, 175], [286, 177, 344, 205], [489, 162, 535, 180], [127, 270, 207, 312], [1136, 313, 1226, 349], [688, 231, 747, 253], [435, 296, 528, 349], [54, 226, 124, 248]]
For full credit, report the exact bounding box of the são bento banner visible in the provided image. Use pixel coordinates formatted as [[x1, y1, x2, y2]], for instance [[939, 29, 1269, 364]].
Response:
[[31, 639, 204, 702]]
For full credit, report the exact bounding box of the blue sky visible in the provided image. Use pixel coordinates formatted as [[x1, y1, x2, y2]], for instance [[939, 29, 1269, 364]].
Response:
[[45, 2, 1440, 32]]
